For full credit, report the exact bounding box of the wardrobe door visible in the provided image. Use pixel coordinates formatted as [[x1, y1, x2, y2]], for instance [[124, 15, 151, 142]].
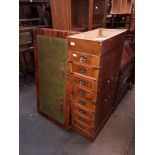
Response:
[[34, 28, 78, 128]]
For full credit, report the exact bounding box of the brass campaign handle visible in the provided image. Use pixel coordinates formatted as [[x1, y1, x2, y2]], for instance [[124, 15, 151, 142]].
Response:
[[79, 90, 86, 95], [79, 124, 85, 129], [78, 116, 84, 122], [79, 99, 85, 105], [79, 80, 87, 86], [79, 68, 87, 74], [79, 56, 87, 63], [79, 109, 85, 114]]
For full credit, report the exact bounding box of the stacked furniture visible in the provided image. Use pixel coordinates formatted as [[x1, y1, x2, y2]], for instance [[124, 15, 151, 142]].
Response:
[[111, 0, 134, 14], [107, 0, 135, 30], [19, 0, 51, 26], [114, 40, 135, 107], [19, 29, 34, 83], [34, 28, 127, 140], [19, 0, 51, 84], [51, 0, 108, 31]]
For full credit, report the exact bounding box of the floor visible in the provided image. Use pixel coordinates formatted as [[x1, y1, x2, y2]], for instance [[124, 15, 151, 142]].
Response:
[[19, 82, 135, 155]]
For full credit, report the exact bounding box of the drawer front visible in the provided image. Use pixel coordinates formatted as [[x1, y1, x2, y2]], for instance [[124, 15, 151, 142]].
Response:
[[72, 124, 94, 139], [69, 74, 97, 91], [72, 103, 95, 121], [71, 85, 97, 101], [70, 63, 99, 79], [67, 38, 101, 56], [72, 95, 96, 112], [72, 120, 95, 135], [68, 51, 99, 67], [72, 111, 95, 128]]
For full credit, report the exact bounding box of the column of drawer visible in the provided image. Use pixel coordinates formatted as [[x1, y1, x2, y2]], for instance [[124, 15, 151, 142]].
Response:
[[71, 102, 96, 136], [72, 119, 95, 137], [72, 110, 95, 128], [68, 50, 100, 131]]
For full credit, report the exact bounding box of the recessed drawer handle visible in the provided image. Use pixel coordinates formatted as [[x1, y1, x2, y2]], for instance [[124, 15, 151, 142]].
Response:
[[79, 80, 86, 86], [79, 109, 85, 114], [79, 124, 85, 129], [92, 100, 96, 104], [79, 56, 87, 63], [79, 99, 85, 105], [79, 68, 87, 74], [79, 90, 86, 95], [78, 116, 84, 122]]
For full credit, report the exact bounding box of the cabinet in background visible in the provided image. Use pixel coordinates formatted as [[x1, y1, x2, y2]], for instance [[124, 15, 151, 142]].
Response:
[[51, 0, 108, 31]]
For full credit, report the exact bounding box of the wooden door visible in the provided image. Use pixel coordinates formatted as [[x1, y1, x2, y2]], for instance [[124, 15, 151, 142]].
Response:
[[51, 0, 71, 30], [34, 28, 78, 129]]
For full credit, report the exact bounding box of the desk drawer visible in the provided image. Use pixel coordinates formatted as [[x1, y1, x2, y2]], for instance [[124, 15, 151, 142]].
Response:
[[72, 103, 95, 121], [72, 95, 96, 112], [72, 111, 95, 128], [69, 63, 99, 79], [69, 74, 97, 91], [72, 120, 95, 135], [71, 85, 97, 101], [68, 51, 99, 67]]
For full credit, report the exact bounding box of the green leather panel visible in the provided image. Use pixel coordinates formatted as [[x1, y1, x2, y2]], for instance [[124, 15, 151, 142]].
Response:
[[37, 35, 67, 124]]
